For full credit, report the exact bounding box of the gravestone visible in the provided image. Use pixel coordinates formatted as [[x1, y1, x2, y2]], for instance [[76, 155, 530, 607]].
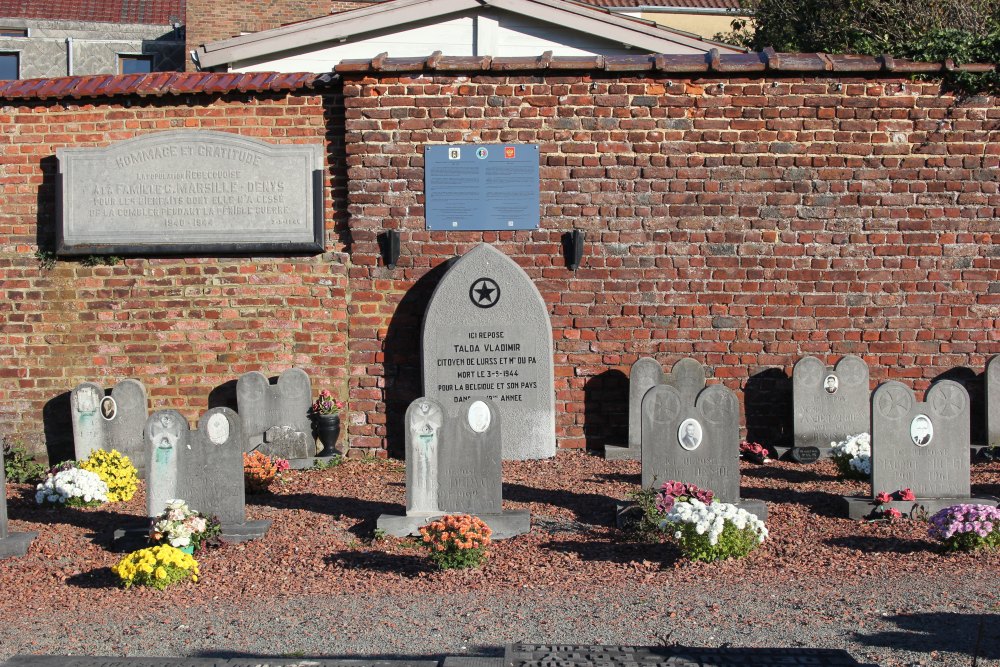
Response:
[[842, 380, 998, 519], [0, 447, 37, 558], [986, 356, 1000, 449], [606, 358, 706, 460], [422, 243, 555, 460], [236, 368, 315, 463], [70, 379, 149, 474], [640, 376, 766, 520], [143, 408, 269, 541], [792, 355, 869, 458], [377, 397, 530, 538]]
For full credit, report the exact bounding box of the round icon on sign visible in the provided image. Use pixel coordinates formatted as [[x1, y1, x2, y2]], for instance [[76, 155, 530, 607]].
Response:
[[469, 278, 500, 308], [476, 147, 489, 159]]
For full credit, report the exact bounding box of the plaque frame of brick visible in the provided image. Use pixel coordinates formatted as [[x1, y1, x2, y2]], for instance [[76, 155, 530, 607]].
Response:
[[56, 130, 324, 256]]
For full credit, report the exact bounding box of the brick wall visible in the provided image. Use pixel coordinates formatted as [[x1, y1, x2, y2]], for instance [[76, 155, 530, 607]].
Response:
[[340, 73, 1000, 452], [185, 0, 377, 71], [2, 70, 999, 460], [0, 89, 351, 460]]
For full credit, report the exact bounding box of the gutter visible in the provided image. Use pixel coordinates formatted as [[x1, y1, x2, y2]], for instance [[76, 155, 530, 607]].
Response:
[[607, 6, 753, 16]]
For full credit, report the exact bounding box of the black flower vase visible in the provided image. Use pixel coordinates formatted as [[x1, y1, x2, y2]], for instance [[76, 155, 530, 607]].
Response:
[[314, 414, 341, 457]]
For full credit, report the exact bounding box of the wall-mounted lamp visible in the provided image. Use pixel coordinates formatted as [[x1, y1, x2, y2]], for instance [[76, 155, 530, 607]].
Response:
[[564, 229, 585, 271], [381, 230, 400, 269]]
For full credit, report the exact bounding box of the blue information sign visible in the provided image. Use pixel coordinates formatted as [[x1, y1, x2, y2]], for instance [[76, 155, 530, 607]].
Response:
[[424, 144, 540, 231]]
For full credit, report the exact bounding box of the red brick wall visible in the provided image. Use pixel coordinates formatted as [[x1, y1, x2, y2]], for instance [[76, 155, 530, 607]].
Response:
[[0, 90, 351, 460], [185, 0, 377, 71], [340, 73, 1000, 452]]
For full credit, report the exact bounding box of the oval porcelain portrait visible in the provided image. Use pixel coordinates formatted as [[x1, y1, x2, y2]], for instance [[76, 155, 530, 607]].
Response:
[[677, 418, 703, 451], [100, 396, 117, 421], [468, 400, 491, 433], [910, 414, 933, 447], [823, 374, 839, 394]]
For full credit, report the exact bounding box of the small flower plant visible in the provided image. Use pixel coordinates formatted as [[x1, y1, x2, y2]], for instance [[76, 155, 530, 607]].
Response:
[[418, 514, 492, 570], [78, 449, 138, 502], [660, 497, 768, 563], [928, 504, 1000, 552], [830, 433, 871, 480], [112, 544, 199, 590], [149, 499, 222, 553], [310, 389, 344, 417], [35, 464, 108, 507], [740, 440, 770, 464], [243, 451, 289, 494]]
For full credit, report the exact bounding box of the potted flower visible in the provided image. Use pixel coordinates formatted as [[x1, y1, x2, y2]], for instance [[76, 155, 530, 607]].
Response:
[[112, 544, 199, 590], [419, 514, 492, 570], [309, 389, 344, 457], [148, 499, 222, 554]]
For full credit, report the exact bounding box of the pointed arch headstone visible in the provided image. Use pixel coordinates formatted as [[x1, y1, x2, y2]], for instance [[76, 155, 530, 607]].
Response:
[[421, 243, 555, 460]]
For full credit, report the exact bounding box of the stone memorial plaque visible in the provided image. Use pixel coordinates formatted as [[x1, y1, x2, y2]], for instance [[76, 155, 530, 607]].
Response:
[[504, 643, 864, 667], [1, 447, 37, 558], [107, 379, 149, 475], [987, 355, 1000, 447], [70, 382, 106, 460], [57, 130, 324, 255], [871, 380, 970, 499], [405, 398, 444, 516], [793, 355, 869, 450], [236, 368, 313, 459], [607, 358, 664, 461], [422, 243, 555, 460], [790, 446, 820, 464], [377, 396, 530, 538], [641, 384, 740, 503], [438, 399, 503, 515]]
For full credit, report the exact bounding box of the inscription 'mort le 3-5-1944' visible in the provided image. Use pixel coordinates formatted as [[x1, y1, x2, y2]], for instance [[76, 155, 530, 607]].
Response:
[[57, 130, 324, 255]]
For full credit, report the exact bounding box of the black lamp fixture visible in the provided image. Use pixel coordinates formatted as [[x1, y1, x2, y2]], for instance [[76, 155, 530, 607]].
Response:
[[564, 229, 586, 271], [381, 230, 400, 269]]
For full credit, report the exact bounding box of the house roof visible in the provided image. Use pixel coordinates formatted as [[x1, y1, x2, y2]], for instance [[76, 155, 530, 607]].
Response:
[[0, 51, 992, 101], [582, 0, 744, 9], [0, 0, 184, 24], [195, 0, 745, 70]]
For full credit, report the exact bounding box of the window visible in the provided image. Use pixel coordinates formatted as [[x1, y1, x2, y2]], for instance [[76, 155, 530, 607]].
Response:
[[0, 52, 18, 80], [118, 55, 153, 74], [0, 27, 27, 37]]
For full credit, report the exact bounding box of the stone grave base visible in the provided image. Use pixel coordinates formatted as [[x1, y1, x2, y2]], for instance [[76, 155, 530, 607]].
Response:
[[287, 455, 341, 470], [841, 495, 1000, 520], [0, 531, 37, 559], [376, 510, 531, 540], [112, 519, 272, 550], [616, 498, 768, 529], [602, 445, 639, 461]]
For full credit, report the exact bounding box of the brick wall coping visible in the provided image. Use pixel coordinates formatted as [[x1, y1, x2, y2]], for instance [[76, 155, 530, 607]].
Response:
[[0, 71, 329, 101], [335, 48, 995, 75]]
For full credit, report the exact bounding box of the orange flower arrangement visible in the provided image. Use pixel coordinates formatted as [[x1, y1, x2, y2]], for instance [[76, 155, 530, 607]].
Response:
[[418, 514, 492, 569], [242, 451, 287, 494]]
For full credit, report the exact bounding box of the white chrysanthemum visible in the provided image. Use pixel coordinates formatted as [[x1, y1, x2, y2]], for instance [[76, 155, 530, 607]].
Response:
[[660, 499, 768, 546], [832, 432, 871, 475], [35, 468, 109, 505]]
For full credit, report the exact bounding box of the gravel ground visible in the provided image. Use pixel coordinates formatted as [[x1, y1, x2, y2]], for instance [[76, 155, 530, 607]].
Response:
[[1, 452, 998, 667]]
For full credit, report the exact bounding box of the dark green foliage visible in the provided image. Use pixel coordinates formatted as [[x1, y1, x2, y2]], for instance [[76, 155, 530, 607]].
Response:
[[626, 487, 668, 541], [2, 438, 47, 484], [718, 0, 1000, 94]]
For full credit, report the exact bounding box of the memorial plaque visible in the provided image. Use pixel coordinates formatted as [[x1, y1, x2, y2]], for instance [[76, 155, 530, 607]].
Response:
[[236, 368, 313, 458], [641, 384, 740, 503], [790, 446, 820, 464], [793, 355, 870, 448], [987, 355, 1000, 447], [57, 130, 324, 255], [871, 380, 970, 499], [424, 144, 540, 231], [422, 243, 555, 460]]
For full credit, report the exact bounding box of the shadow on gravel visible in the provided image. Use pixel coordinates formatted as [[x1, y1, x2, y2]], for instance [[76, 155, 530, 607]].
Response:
[[323, 549, 429, 577], [856, 612, 999, 660], [16, 502, 140, 548], [195, 650, 466, 661], [248, 492, 398, 537], [65, 567, 118, 590], [741, 465, 839, 484], [824, 535, 935, 554], [503, 483, 617, 525], [592, 471, 641, 485], [540, 537, 682, 566], [739, 486, 844, 518]]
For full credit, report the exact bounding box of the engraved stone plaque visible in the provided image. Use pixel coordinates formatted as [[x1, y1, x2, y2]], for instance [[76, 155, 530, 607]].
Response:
[[793, 355, 870, 448], [57, 130, 324, 255]]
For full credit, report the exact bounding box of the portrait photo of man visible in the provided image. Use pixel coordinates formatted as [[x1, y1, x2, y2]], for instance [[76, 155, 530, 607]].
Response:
[[677, 418, 703, 451]]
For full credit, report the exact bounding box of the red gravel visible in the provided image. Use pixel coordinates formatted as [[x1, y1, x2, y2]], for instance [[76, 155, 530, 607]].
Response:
[[0, 452, 998, 665]]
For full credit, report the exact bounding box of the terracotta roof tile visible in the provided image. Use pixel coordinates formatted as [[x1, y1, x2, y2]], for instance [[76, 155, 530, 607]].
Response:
[[0, 0, 184, 25], [0, 71, 331, 101]]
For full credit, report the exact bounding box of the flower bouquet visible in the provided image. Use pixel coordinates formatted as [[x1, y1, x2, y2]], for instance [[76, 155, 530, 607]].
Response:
[[830, 433, 871, 480], [35, 466, 109, 507], [79, 448, 138, 502], [149, 499, 221, 553], [419, 514, 492, 570], [740, 440, 771, 464], [661, 498, 768, 562], [928, 504, 1000, 552], [243, 451, 289, 493], [112, 544, 199, 590], [655, 480, 714, 514], [309, 389, 344, 417]]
